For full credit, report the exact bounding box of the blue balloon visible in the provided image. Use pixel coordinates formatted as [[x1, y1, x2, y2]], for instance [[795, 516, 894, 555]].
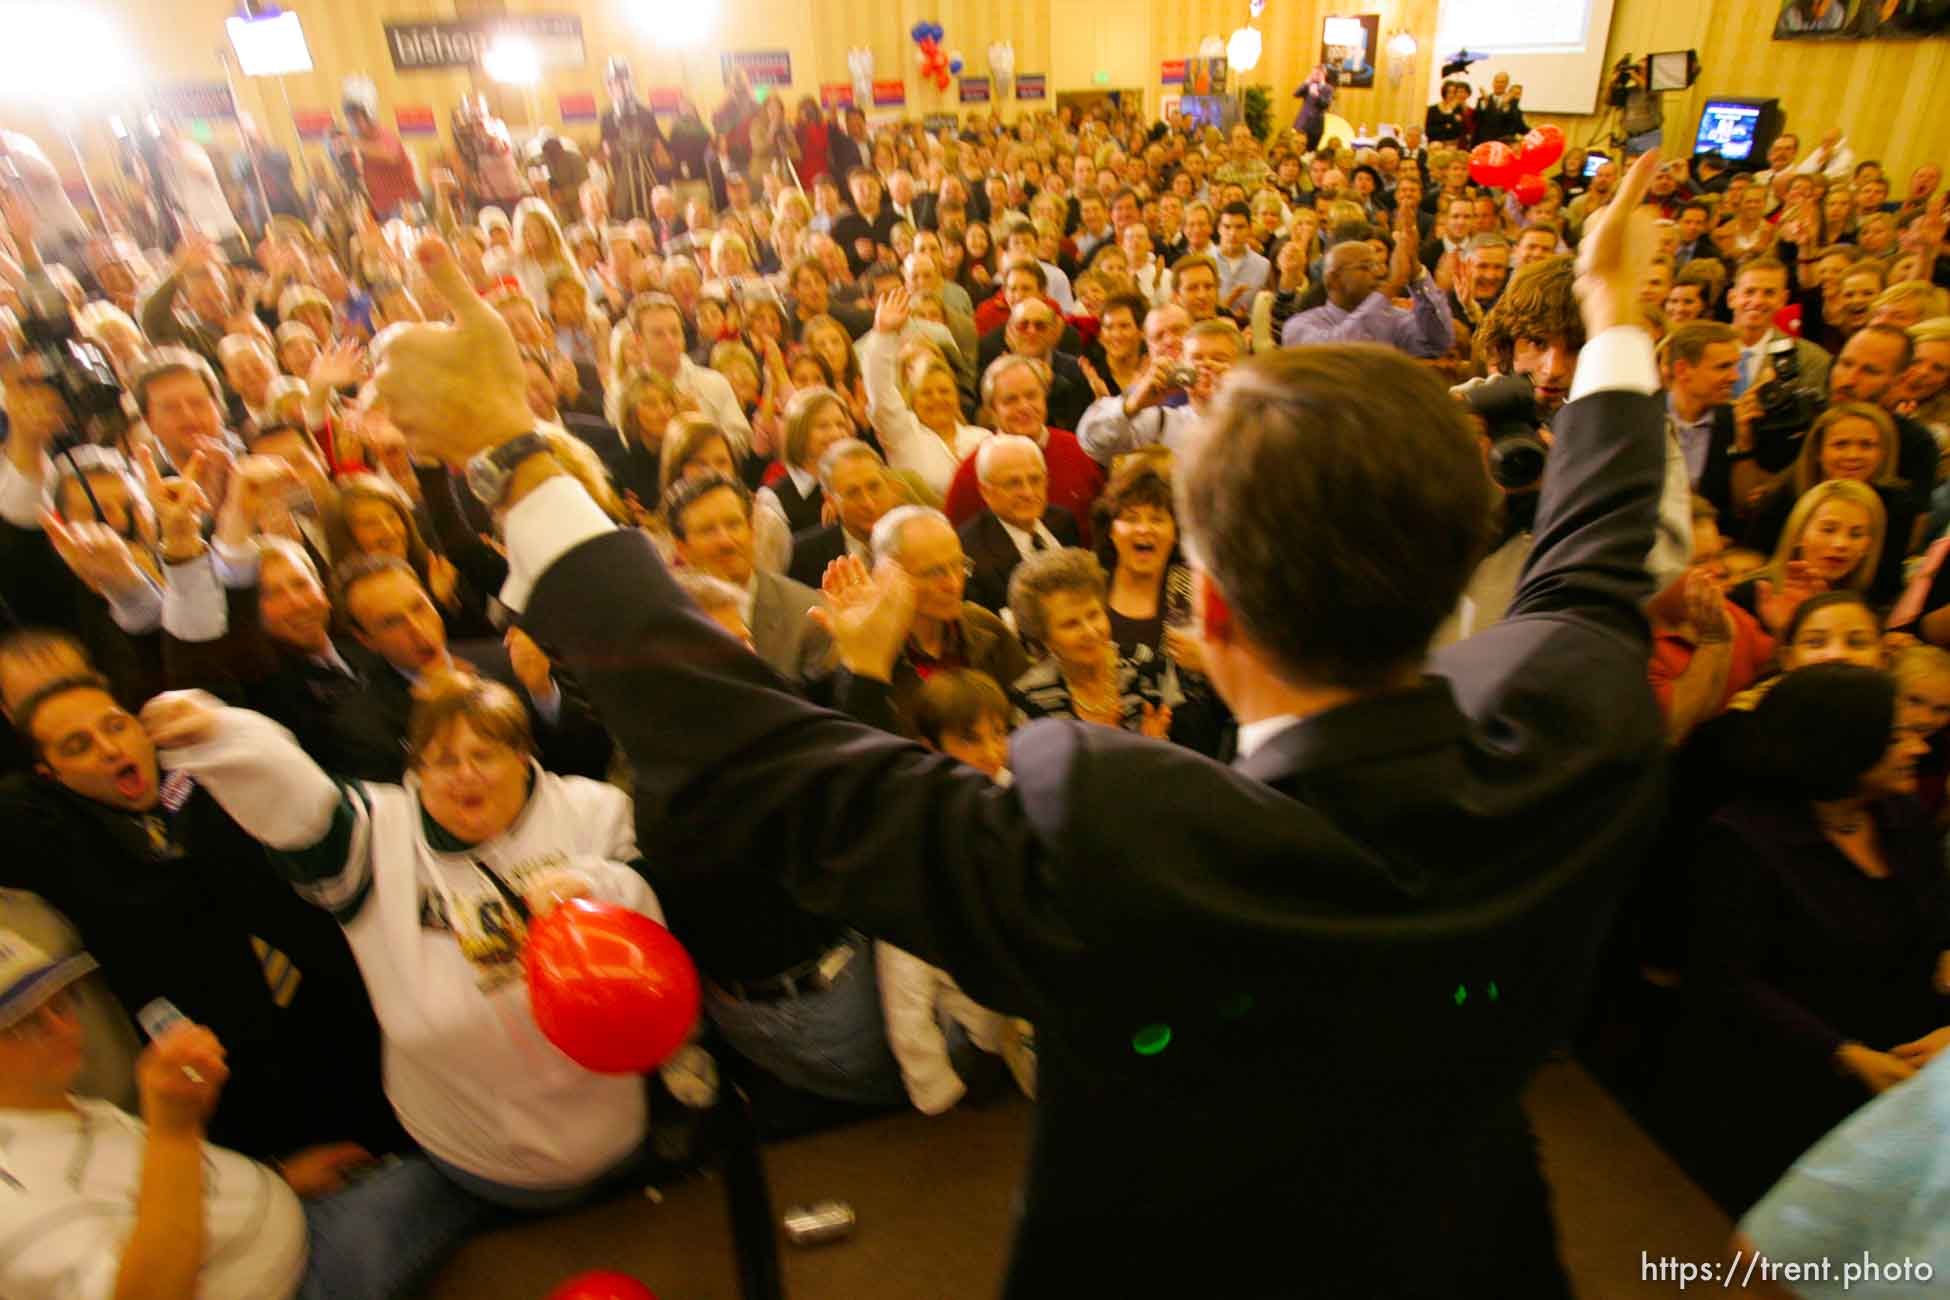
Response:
[[910, 21, 929, 41], [949, 58, 964, 73], [928, 22, 944, 41]]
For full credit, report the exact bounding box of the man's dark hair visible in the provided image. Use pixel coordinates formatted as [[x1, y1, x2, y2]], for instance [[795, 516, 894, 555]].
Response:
[[1110, 187, 1139, 208], [846, 166, 879, 188], [12, 672, 112, 753], [131, 348, 224, 419], [1744, 662, 1894, 801], [332, 553, 422, 631], [1325, 219, 1375, 250], [1661, 320, 1738, 370], [1678, 200, 1711, 220], [663, 471, 754, 540], [1099, 291, 1149, 330], [1853, 159, 1882, 179], [0, 628, 92, 720], [1178, 349, 1491, 690], [1002, 257, 1048, 290], [1475, 255, 1585, 374], [1350, 165, 1382, 190], [1219, 201, 1253, 223]]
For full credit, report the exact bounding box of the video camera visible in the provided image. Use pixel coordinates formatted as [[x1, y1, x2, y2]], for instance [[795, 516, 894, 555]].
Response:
[[1462, 373, 1548, 493], [1607, 56, 1640, 109], [2, 164, 128, 452], [1750, 335, 1824, 465]]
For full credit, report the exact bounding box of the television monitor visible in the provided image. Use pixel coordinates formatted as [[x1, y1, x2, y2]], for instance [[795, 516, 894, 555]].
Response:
[[1692, 97, 1781, 166], [1583, 150, 1610, 178]]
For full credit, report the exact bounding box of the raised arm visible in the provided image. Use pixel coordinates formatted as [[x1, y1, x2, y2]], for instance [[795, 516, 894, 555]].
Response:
[[859, 289, 935, 463]]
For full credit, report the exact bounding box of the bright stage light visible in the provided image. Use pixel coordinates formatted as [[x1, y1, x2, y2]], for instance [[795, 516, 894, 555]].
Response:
[[629, 0, 716, 48], [227, 11, 314, 78], [1388, 32, 1420, 59], [1226, 26, 1263, 73], [482, 37, 541, 86], [0, 4, 135, 100]]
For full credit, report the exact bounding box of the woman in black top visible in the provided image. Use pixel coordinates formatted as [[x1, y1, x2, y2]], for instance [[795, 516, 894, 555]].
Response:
[[1660, 664, 1949, 1213], [756, 385, 854, 535], [1741, 407, 1912, 603], [1423, 80, 1473, 147]]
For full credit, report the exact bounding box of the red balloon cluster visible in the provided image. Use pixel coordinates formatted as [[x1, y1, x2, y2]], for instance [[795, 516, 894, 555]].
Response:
[[913, 21, 952, 91], [525, 900, 700, 1075], [545, 1272, 659, 1300], [1466, 125, 1566, 203]]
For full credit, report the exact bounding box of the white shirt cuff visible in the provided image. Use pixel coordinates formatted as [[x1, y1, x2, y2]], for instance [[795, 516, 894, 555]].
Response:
[[1567, 326, 1660, 404], [0, 453, 50, 528], [162, 553, 227, 642], [104, 578, 163, 635], [212, 537, 260, 588], [499, 475, 616, 615]]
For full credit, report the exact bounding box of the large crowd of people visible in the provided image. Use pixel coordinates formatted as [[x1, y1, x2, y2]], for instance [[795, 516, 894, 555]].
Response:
[[0, 47, 1947, 1298]]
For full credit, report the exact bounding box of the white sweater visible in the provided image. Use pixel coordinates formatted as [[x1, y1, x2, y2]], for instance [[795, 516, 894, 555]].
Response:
[[163, 704, 662, 1191]]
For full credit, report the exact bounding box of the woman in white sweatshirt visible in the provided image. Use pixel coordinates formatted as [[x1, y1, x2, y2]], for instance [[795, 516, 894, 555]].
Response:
[[144, 679, 665, 1210]]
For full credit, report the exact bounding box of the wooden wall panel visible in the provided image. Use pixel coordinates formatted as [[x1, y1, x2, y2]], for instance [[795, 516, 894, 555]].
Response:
[[0, 0, 1942, 205]]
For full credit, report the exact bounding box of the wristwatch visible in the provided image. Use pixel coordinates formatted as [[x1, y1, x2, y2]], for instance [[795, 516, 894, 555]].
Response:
[[465, 432, 550, 507]]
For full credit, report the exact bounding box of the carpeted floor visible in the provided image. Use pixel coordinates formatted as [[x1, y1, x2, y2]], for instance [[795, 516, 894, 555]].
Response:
[[420, 1061, 1733, 1299]]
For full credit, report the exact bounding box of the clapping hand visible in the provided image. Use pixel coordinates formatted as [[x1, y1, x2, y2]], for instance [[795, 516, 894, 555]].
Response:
[[1079, 357, 1110, 401], [1138, 701, 1173, 739], [809, 555, 917, 682], [1755, 559, 1825, 635]]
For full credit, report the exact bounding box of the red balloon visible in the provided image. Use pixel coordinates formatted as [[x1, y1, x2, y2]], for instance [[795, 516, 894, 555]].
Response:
[[1512, 172, 1548, 206], [1517, 125, 1565, 174], [545, 1272, 659, 1300], [1468, 141, 1521, 191], [525, 900, 699, 1075]]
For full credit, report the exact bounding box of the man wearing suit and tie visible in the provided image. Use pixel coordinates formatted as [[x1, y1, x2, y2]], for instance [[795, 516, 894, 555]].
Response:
[[666, 473, 832, 685], [958, 435, 1080, 614], [786, 440, 904, 589], [381, 153, 1672, 1296]]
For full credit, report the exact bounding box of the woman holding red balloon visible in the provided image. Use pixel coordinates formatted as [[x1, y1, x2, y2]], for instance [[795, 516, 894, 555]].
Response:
[[144, 679, 690, 1213]]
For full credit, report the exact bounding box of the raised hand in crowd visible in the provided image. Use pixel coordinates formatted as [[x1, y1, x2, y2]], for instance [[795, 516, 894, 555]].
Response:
[[136, 445, 213, 563], [41, 510, 153, 599], [1078, 357, 1110, 402], [214, 453, 303, 549], [1754, 560, 1826, 636], [809, 554, 917, 682], [874, 284, 912, 334], [1574, 150, 1663, 337], [504, 626, 557, 700]]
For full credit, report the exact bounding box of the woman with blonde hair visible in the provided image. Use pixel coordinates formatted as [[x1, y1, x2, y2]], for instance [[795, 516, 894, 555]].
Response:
[[757, 385, 857, 533], [1730, 480, 1887, 636], [860, 287, 990, 497], [1744, 404, 1912, 597]]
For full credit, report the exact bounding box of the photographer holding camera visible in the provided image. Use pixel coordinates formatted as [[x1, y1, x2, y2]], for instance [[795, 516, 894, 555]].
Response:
[[1439, 252, 1694, 642], [1609, 58, 1666, 160], [1076, 311, 1239, 462]]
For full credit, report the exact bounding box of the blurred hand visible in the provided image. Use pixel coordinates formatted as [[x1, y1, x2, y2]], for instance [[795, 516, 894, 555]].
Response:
[[307, 338, 367, 394], [874, 286, 912, 335], [374, 236, 534, 468], [139, 690, 224, 749], [1891, 1025, 1950, 1069], [1835, 1042, 1916, 1096], [1575, 151, 1662, 338], [1755, 560, 1826, 635], [1683, 568, 1732, 644], [1079, 357, 1110, 401], [42, 511, 149, 598], [1138, 701, 1173, 739], [275, 1143, 375, 1199], [503, 626, 554, 698], [427, 552, 460, 607], [136, 447, 211, 558], [810, 555, 917, 682], [136, 1022, 229, 1137]]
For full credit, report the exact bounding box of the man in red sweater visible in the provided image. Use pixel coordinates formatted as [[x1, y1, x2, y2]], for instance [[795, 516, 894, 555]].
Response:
[[943, 355, 1105, 544]]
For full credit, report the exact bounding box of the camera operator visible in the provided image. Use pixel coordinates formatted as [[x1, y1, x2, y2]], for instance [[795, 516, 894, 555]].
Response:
[[1440, 253, 1694, 642], [1610, 60, 1665, 160], [1722, 259, 1835, 503]]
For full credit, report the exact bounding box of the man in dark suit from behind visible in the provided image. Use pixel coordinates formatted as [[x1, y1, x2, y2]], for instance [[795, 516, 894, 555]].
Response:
[[958, 435, 1080, 614], [382, 153, 1671, 1295]]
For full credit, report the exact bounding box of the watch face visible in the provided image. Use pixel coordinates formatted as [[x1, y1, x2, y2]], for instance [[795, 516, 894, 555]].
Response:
[[466, 454, 505, 505]]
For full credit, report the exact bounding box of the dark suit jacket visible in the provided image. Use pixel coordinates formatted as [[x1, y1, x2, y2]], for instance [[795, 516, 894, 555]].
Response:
[[971, 339, 1092, 431], [522, 383, 1669, 1293], [786, 522, 851, 589], [960, 507, 1081, 614]]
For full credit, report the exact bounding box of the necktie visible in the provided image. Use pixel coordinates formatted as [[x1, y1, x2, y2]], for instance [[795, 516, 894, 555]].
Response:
[[1030, 528, 1049, 552], [1733, 347, 1757, 398]]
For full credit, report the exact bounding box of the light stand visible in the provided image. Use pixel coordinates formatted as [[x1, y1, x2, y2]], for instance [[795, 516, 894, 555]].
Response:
[[216, 45, 275, 231]]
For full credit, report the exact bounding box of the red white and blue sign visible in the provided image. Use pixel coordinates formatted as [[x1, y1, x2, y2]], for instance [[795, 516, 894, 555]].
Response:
[[395, 105, 437, 136], [872, 79, 907, 107], [559, 91, 599, 122], [1161, 59, 1187, 84], [820, 83, 854, 109], [722, 51, 792, 88], [959, 76, 990, 103], [1016, 74, 1046, 100]]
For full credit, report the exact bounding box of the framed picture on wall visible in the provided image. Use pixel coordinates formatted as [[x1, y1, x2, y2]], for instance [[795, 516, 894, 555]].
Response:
[[1774, 0, 1949, 37], [1321, 14, 1380, 87]]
